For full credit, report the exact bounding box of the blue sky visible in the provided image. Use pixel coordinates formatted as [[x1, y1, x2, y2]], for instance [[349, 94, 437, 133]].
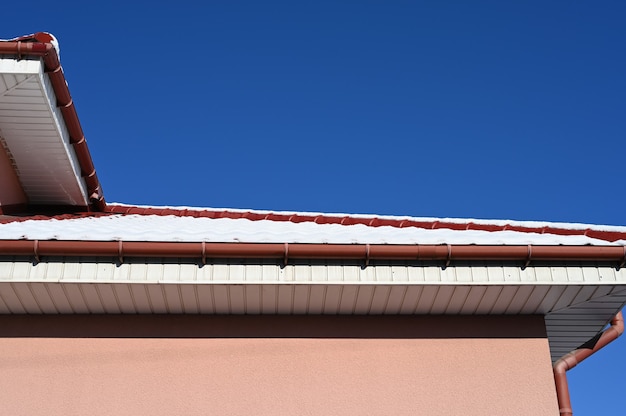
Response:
[[4, 1, 625, 413]]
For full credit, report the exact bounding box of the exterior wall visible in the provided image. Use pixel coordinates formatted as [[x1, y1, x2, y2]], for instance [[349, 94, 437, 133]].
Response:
[[0, 144, 27, 211], [0, 315, 558, 415]]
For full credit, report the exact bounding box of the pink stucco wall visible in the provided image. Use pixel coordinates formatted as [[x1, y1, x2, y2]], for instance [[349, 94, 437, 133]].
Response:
[[0, 315, 558, 415], [0, 145, 27, 210]]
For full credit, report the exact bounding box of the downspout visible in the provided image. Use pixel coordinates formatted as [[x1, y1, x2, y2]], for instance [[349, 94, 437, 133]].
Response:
[[0, 33, 105, 211], [553, 311, 624, 416]]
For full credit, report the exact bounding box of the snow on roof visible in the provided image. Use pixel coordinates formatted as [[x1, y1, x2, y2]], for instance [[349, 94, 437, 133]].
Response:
[[1, 204, 625, 245]]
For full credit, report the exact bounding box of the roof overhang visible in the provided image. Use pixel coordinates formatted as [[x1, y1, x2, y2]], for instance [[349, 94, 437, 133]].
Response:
[[1, 241, 625, 362], [0, 33, 105, 213]]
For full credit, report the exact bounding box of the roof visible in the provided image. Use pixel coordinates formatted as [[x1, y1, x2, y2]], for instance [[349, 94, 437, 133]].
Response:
[[2, 203, 626, 244], [0, 32, 105, 212]]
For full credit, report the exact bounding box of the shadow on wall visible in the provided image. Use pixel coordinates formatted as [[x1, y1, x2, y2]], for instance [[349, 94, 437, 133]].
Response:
[[0, 314, 547, 339]]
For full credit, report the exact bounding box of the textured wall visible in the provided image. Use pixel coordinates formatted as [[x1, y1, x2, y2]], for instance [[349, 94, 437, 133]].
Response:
[[0, 315, 558, 415], [0, 144, 26, 210]]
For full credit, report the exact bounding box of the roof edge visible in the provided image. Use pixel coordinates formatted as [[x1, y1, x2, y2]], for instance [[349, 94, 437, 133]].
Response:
[[1, 240, 625, 265], [0, 33, 105, 212]]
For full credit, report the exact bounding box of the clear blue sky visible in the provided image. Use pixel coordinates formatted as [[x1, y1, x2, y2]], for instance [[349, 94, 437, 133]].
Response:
[[4, 1, 625, 413]]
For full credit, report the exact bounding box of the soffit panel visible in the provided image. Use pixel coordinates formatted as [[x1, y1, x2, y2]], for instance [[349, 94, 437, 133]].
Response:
[[1, 258, 625, 361], [0, 57, 87, 206]]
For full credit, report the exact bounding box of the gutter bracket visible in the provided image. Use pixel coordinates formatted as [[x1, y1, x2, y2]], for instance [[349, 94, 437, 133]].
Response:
[[444, 244, 451, 269], [524, 245, 532, 269], [117, 241, 123, 264], [33, 240, 39, 264], [283, 243, 289, 268]]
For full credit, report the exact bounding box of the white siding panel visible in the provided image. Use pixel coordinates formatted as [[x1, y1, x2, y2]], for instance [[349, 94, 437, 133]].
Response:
[[0, 284, 26, 313], [217, 285, 234, 313], [552, 286, 585, 311], [430, 286, 456, 314], [406, 265, 426, 282], [78, 284, 105, 314], [570, 286, 596, 305], [490, 286, 519, 314], [10, 262, 32, 281], [291, 285, 310, 314], [398, 286, 422, 314], [338, 285, 359, 314], [0, 293, 10, 313], [519, 267, 537, 282], [566, 267, 585, 282], [487, 266, 505, 282], [469, 263, 489, 282], [350, 285, 371, 314], [0, 101, 48, 111], [178, 285, 199, 313], [446, 286, 472, 314], [390, 265, 409, 282], [260, 285, 279, 314], [343, 266, 361, 283], [62, 284, 90, 313], [144, 285, 166, 313], [459, 286, 488, 314], [227, 286, 244, 314], [0, 58, 42, 74], [505, 285, 535, 314], [523, 286, 553, 314], [385, 286, 408, 314], [474, 286, 503, 314], [196, 285, 216, 313], [596, 267, 617, 282], [28, 283, 58, 313], [305, 285, 325, 314], [95, 284, 121, 313], [112, 284, 137, 314], [12, 282, 41, 313], [162, 284, 184, 313], [414, 286, 439, 313], [276, 285, 294, 314], [424, 265, 444, 282], [369, 285, 392, 314], [323, 285, 342, 314], [0, 260, 15, 281], [453, 266, 472, 283], [243, 284, 262, 314]]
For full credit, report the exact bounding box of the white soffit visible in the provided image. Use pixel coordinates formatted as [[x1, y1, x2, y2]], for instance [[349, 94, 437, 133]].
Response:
[[0, 57, 87, 206], [0, 258, 625, 361]]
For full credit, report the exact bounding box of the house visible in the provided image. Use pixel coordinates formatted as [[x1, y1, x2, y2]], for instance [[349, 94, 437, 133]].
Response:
[[1, 33, 625, 415]]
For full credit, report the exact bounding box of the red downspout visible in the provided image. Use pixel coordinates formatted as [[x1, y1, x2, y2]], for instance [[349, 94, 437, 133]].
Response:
[[0, 33, 105, 211], [553, 311, 624, 416]]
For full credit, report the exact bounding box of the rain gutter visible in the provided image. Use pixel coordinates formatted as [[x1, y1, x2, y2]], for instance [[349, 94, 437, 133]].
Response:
[[0, 33, 105, 211], [0, 241, 625, 265], [553, 311, 624, 416]]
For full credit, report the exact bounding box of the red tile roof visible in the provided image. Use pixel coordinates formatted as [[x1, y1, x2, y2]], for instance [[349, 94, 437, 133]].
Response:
[[3, 204, 625, 243]]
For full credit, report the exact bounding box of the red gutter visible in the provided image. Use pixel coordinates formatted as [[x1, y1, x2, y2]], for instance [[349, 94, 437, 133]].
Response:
[[0, 33, 105, 212], [553, 311, 624, 416], [0, 240, 625, 265]]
